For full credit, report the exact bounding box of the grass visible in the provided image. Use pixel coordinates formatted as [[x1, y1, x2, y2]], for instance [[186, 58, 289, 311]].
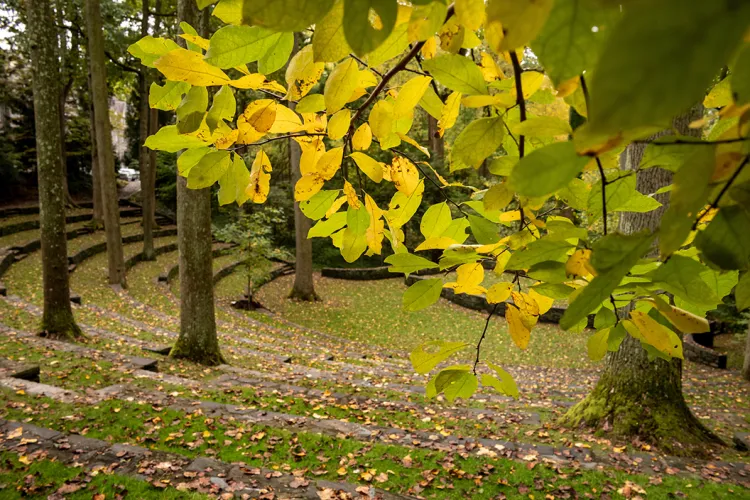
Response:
[[256, 274, 594, 370], [3, 390, 745, 500]]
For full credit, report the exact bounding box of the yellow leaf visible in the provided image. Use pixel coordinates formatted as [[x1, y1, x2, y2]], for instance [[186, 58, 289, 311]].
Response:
[[494, 251, 511, 274], [325, 196, 348, 218], [478, 52, 503, 82], [228, 73, 267, 90], [648, 295, 710, 335], [154, 48, 230, 86], [439, 17, 465, 54], [511, 290, 540, 325], [327, 109, 351, 140], [556, 76, 579, 98], [444, 263, 486, 295], [349, 152, 384, 183], [369, 100, 395, 141], [565, 249, 595, 278], [295, 174, 325, 202], [243, 99, 277, 133], [485, 0, 553, 52], [506, 304, 531, 350], [299, 138, 326, 175], [390, 156, 420, 196], [214, 128, 239, 150], [528, 288, 554, 315], [456, 0, 486, 31], [415, 236, 457, 251], [627, 311, 684, 359], [269, 104, 302, 134], [397, 134, 430, 157], [18, 455, 31, 465], [498, 210, 521, 223], [486, 282, 513, 304], [315, 147, 344, 180], [352, 123, 373, 150], [179, 33, 209, 50], [343, 180, 361, 209], [421, 36, 437, 59], [324, 58, 360, 114], [520, 72, 545, 99], [438, 92, 461, 137], [285, 45, 325, 100], [246, 150, 272, 204], [365, 194, 385, 254], [395, 76, 433, 119], [7, 427, 23, 439]]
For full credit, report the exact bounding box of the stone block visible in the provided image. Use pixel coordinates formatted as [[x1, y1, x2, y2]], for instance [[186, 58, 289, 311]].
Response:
[[142, 345, 172, 356]]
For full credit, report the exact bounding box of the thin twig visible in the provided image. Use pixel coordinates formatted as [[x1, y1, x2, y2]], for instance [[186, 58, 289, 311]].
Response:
[[509, 51, 526, 230], [233, 132, 327, 148], [350, 53, 383, 78], [632, 137, 750, 146], [473, 303, 499, 374], [691, 155, 749, 230]]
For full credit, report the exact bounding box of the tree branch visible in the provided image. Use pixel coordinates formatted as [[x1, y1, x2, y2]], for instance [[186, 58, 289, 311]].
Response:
[[473, 303, 499, 375], [692, 155, 749, 230], [509, 51, 526, 230]]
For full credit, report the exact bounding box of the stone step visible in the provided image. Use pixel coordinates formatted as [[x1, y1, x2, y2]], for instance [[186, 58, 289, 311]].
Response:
[[142, 344, 172, 356], [0, 358, 40, 382]]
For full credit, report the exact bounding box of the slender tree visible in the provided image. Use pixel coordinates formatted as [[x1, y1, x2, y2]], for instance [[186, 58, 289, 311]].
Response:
[[143, 0, 163, 257], [743, 324, 750, 382], [562, 107, 722, 456], [138, 0, 156, 259], [288, 33, 318, 301], [170, 0, 225, 366], [85, 0, 127, 286], [88, 73, 104, 227], [26, 0, 82, 339]]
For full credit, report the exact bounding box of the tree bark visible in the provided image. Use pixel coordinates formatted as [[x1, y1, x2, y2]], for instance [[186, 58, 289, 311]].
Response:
[[145, 0, 162, 236], [288, 33, 318, 302], [56, 0, 76, 207], [85, 0, 127, 287], [139, 0, 155, 260], [562, 107, 722, 457], [170, 0, 225, 366], [427, 114, 444, 161], [743, 322, 750, 382], [89, 89, 104, 227], [27, 0, 82, 340]]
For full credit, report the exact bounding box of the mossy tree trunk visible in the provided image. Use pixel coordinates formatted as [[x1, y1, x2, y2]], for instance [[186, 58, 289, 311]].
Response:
[[145, 0, 162, 241], [27, 0, 82, 340], [170, 0, 225, 367], [89, 87, 104, 227], [562, 108, 722, 457], [427, 114, 444, 161], [139, 0, 156, 261], [288, 33, 318, 302], [85, 0, 127, 287]]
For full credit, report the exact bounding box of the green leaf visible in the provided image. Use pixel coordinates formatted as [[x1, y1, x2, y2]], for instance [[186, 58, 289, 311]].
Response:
[[312, 0, 351, 62], [732, 44, 750, 105], [594, 307, 616, 329], [506, 239, 574, 271], [648, 255, 720, 308], [218, 154, 251, 206], [186, 150, 232, 189], [696, 206, 750, 271], [421, 54, 488, 95], [128, 36, 181, 68], [410, 341, 469, 374], [258, 32, 295, 74], [295, 94, 326, 113], [324, 58, 360, 114], [439, 247, 479, 270], [403, 279, 445, 312], [385, 253, 439, 275], [206, 86, 236, 132], [607, 323, 627, 352], [527, 261, 568, 284], [343, 0, 399, 57], [509, 142, 589, 197], [588, 0, 750, 134], [145, 125, 210, 152], [587, 174, 661, 220], [587, 328, 610, 361], [300, 190, 340, 220], [420, 202, 452, 239], [488, 156, 517, 176], [510, 116, 572, 138], [364, 20, 409, 67], [484, 362, 519, 399], [531, 282, 574, 300], [737, 272, 750, 311], [205, 25, 290, 69], [450, 117, 505, 172], [176, 86, 209, 134], [441, 218, 470, 244], [177, 147, 211, 176], [468, 215, 500, 245], [640, 136, 703, 171], [560, 232, 654, 330], [659, 147, 716, 257], [557, 178, 590, 211], [435, 366, 478, 402], [545, 219, 588, 242], [241, 0, 335, 31], [408, 1, 448, 42], [531, 0, 617, 85], [308, 212, 347, 237], [149, 81, 190, 111], [418, 86, 443, 120], [341, 205, 370, 262]]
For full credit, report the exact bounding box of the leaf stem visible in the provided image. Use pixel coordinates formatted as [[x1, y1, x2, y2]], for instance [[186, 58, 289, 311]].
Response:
[[473, 303, 498, 375]]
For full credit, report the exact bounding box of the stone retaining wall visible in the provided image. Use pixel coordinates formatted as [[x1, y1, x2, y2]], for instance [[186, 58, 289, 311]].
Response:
[[684, 333, 728, 369], [68, 228, 177, 267]]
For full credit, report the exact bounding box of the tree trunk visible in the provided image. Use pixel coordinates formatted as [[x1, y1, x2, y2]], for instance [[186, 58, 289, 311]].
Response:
[[562, 107, 722, 457], [89, 90, 104, 226], [27, 0, 82, 340], [146, 0, 162, 235], [56, 0, 76, 207], [170, 0, 225, 366], [288, 34, 318, 302], [743, 322, 750, 382], [427, 114, 444, 161], [139, 0, 155, 260], [85, 0, 127, 287]]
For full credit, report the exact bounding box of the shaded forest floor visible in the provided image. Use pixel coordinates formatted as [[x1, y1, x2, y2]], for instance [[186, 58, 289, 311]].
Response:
[[0, 209, 748, 499]]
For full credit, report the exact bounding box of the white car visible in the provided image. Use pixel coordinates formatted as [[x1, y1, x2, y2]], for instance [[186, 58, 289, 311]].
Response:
[[118, 168, 140, 181]]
